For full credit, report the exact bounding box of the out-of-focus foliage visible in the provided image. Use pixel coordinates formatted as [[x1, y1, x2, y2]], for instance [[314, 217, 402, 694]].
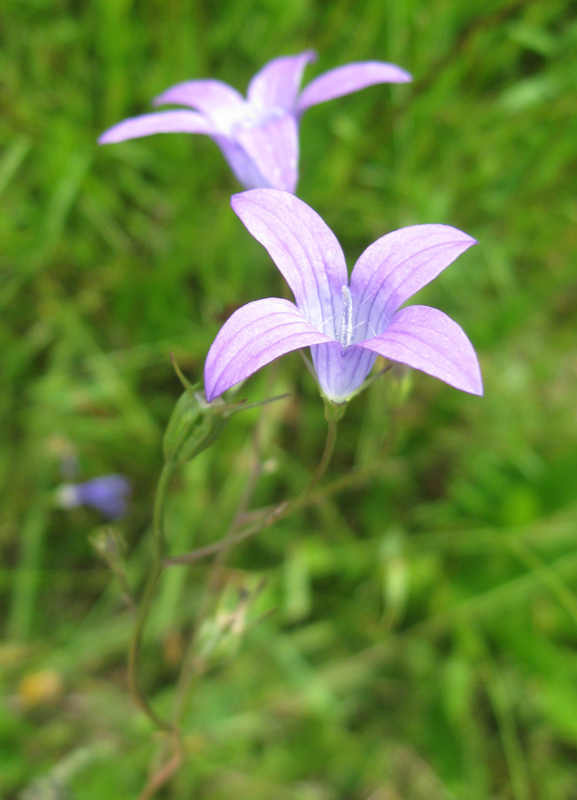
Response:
[[1, 0, 577, 797]]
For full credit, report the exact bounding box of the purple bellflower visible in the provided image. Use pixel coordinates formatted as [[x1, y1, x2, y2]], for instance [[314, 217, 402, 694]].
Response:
[[204, 190, 483, 404], [99, 51, 411, 193], [56, 475, 131, 519]]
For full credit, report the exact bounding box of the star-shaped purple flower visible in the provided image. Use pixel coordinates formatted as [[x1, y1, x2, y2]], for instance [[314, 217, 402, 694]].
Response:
[[99, 51, 411, 193], [204, 190, 483, 404]]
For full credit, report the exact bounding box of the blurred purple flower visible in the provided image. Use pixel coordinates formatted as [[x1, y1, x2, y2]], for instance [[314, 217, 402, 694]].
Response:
[[205, 190, 483, 404], [57, 475, 131, 519], [99, 51, 411, 193]]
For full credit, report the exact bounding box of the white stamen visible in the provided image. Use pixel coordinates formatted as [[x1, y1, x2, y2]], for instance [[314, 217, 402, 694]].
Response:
[[338, 286, 353, 349]]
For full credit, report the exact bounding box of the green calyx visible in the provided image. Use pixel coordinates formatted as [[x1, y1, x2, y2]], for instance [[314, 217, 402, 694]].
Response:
[[163, 357, 289, 466]]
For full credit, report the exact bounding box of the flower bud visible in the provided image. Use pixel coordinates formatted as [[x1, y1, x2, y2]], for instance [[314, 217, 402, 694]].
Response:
[[163, 373, 289, 465], [89, 526, 126, 573], [163, 388, 230, 465]]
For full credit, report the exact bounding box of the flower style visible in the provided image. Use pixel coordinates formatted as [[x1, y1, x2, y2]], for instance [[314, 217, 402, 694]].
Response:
[[204, 190, 483, 404], [56, 475, 131, 519], [99, 51, 411, 193]]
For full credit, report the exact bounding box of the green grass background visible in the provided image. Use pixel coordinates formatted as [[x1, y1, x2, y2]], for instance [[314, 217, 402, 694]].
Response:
[[2, 0, 577, 797]]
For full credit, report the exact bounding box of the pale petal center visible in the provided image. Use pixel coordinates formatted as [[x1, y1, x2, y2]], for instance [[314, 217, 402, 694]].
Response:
[[225, 105, 287, 135]]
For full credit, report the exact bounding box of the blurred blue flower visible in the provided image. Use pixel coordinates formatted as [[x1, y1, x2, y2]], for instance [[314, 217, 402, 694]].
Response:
[[56, 475, 131, 519]]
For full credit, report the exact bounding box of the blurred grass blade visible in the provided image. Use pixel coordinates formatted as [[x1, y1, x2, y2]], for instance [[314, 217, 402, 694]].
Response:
[[7, 483, 50, 641], [0, 136, 32, 199]]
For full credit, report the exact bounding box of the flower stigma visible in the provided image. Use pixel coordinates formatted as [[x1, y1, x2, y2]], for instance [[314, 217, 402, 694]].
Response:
[[338, 285, 354, 350]]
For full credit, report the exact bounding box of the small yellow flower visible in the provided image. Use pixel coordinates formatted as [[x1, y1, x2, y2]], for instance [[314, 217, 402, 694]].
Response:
[[18, 668, 63, 709]]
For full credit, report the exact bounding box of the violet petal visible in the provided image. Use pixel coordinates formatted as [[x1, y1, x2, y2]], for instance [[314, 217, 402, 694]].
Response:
[[153, 79, 245, 113], [213, 135, 269, 190], [205, 297, 333, 402], [296, 61, 412, 116], [350, 224, 477, 339], [357, 305, 483, 395], [234, 114, 299, 193], [247, 51, 317, 112], [99, 110, 214, 144], [231, 189, 347, 330], [311, 341, 377, 403]]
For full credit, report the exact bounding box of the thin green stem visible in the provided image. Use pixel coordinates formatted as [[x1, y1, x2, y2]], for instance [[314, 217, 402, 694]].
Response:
[[168, 411, 339, 729], [165, 417, 340, 567], [170, 369, 277, 724], [305, 415, 338, 498], [128, 460, 178, 733]]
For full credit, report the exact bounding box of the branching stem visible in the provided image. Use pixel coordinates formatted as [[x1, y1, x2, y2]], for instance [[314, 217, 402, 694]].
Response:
[[164, 416, 339, 568]]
